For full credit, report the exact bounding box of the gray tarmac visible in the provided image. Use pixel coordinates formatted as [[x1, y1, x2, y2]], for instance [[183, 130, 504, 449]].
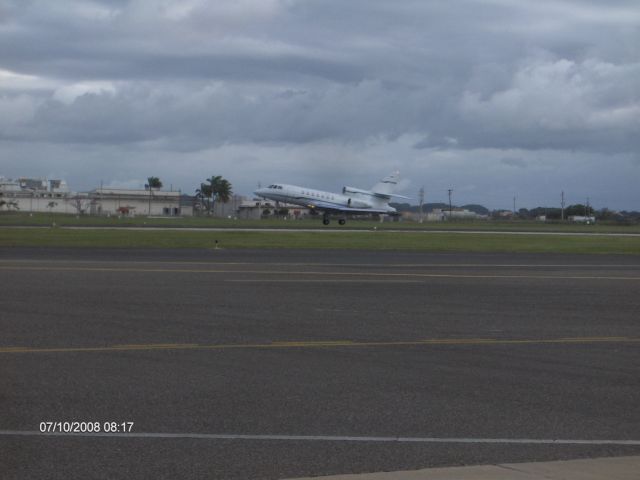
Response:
[[1, 247, 640, 479]]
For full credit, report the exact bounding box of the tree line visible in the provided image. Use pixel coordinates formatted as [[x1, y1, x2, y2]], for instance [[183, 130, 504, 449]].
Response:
[[142, 175, 233, 215], [195, 175, 233, 215]]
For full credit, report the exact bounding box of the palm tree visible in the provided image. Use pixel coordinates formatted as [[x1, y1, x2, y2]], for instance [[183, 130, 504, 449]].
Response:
[[195, 183, 212, 215], [201, 176, 233, 216], [47, 201, 58, 225], [147, 177, 163, 189], [146, 177, 162, 215]]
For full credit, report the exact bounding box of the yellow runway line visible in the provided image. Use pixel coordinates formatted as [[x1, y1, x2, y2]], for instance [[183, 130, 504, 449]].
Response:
[[0, 265, 638, 281], [1, 336, 639, 355]]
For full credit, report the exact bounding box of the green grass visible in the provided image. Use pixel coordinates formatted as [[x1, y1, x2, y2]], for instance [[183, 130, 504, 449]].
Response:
[[1, 212, 639, 234], [1, 227, 638, 254]]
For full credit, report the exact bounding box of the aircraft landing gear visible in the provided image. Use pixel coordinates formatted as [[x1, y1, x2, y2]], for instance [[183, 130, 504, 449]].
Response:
[[322, 214, 346, 226]]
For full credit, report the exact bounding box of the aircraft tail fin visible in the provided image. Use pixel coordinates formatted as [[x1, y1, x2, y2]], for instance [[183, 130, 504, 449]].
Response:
[[371, 171, 400, 195]]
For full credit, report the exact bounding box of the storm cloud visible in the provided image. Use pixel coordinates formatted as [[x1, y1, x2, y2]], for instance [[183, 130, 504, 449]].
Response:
[[0, 0, 638, 208]]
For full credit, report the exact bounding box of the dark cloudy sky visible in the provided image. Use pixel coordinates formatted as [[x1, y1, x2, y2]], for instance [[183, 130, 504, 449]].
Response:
[[1, 0, 638, 209]]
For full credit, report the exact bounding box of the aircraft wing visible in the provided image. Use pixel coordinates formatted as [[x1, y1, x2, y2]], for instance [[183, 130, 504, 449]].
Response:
[[304, 199, 392, 214], [376, 193, 411, 200]]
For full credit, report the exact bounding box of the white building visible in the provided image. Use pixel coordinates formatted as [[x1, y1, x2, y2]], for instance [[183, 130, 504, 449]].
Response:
[[0, 177, 78, 214], [87, 188, 191, 216], [209, 195, 246, 218], [409, 208, 488, 221], [568, 215, 596, 224], [0, 177, 192, 216]]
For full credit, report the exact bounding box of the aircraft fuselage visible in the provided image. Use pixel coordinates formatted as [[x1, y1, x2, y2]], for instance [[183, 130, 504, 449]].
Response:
[[254, 184, 396, 214]]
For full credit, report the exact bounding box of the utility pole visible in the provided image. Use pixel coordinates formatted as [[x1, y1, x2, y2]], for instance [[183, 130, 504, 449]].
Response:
[[586, 197, 590, 217], [448, 189, 453, 221], [99, 180, 103, 215], [147, 182, 152, 216], [561, 191, 565, 221], [513, 196, 516, 218], [418, 186, 425, 223]]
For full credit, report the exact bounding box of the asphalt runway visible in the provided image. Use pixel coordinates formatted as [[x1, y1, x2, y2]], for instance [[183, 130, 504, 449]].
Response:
[[1, 247, 640, 479]]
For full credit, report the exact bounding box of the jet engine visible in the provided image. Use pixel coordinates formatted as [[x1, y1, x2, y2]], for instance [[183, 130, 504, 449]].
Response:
[[342, 187, 373, 208]]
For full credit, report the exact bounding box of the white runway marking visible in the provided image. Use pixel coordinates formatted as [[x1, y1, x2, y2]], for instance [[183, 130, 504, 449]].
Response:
[[2, 430, 640, 445]]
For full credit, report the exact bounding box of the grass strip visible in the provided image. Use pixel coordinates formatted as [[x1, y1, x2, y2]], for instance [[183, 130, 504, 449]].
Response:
[[1, 228, 638, 254]]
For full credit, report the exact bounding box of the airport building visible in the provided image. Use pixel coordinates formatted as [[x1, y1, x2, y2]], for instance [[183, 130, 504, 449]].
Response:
[[568, 215, 596, 223], [86, 187, 190, 216], [200, 195, 247, 218], [0, 177, 192, 216], [0, 177, 77, 214], [403, 208, 488, 222]]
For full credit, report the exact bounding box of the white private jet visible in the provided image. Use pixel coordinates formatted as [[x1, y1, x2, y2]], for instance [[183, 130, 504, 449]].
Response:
[[254, 171, 408, 225]]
